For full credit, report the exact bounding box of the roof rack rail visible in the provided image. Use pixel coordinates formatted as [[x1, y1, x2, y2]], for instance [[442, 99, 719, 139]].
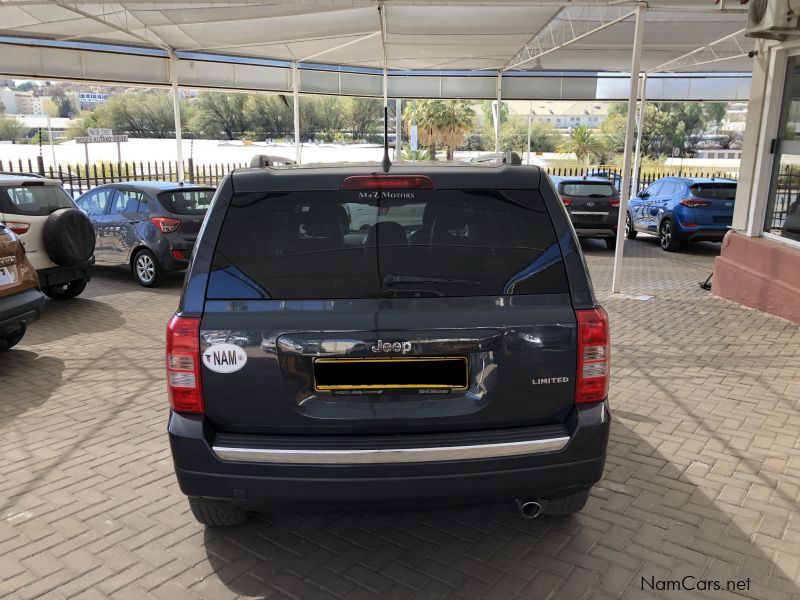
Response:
[[470, 152, 522, 165], [0, 171, 45, 178], [249, 155, 298, 168]]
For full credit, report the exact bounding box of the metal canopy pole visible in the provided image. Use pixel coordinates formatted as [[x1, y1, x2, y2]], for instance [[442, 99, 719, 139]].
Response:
[[495, 72, 502, 153], [526, 101, 533, 165], [611, 3, 645, 295], [631, 74, 648, 197], [170, 53, 184, 182], [292, 62, 301, 163]]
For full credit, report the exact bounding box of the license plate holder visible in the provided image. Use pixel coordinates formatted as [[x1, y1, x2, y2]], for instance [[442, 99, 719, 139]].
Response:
[[0, 266, 17, 286], [313, 356, 469, 393]]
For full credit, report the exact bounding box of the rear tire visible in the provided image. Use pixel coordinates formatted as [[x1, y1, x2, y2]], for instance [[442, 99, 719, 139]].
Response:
[[0, 327, 26, 352], [132, 249, 162, 287], [43, 278, 87, 300], [625, 213, 637, 240], [659, 219, 681, 252], [605, 237, 616, 250], [188, 497, 251, 527], [542, 489, 590, 516]]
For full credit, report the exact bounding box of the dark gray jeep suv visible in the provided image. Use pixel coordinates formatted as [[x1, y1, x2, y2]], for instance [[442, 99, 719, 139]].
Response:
[[167, 162, 611, 526]]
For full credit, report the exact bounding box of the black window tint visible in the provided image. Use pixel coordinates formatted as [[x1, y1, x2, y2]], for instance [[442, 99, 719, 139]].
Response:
[[1, 185, 73, 216], [689, 183, 737, 200], [158, 190, 214, 215], [208, 189, 568, 300], [112, 190, 145, 214], [560, 182, 616, 197], [76, 188, 113, 216]]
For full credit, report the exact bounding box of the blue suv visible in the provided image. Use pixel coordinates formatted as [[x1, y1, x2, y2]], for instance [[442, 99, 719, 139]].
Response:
[[625, 177, 736, 251]]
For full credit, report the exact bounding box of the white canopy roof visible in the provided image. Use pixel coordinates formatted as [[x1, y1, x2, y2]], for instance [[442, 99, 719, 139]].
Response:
[[0, 1, 751, 73]]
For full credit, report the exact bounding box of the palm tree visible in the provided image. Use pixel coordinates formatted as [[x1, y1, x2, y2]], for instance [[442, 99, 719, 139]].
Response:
[[558, 124, 605, 165], [403, 100, 475, 160]]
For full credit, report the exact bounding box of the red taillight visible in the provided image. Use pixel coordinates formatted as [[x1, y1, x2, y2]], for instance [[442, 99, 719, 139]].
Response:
[[610, 198, 620, 207], [5, 221, 30, 234], [151, 217, 181, 233], [171, 249, 185, 260], [166, 315, 204, 414], [679, 199, 712, 208], [575, 308, 610, 404], [561, 196, 573, 206], [340, 175, 434, 190]]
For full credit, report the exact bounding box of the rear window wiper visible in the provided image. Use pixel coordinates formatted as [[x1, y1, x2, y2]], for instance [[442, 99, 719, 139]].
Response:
[[383, 274, 480, 286]]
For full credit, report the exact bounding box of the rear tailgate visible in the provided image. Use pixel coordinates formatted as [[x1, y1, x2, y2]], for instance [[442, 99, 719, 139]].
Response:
[[558, 180, 618, 226], [689, 182, 736, 226], [200, 184, 578, 435]]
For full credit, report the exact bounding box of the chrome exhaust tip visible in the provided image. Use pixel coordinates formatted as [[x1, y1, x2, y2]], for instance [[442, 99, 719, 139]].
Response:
[[515, 499, 543, 519]]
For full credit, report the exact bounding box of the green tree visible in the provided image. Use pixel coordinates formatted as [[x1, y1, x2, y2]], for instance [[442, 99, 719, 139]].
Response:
[[188, 92, 249, 140], [245, 94, 292, 138], [77, 90, 182, 138], [558, 125, 605, 164], [50, 87, 75, 118], [0, 115, 27, 142], [403, 99, 475, 160], [344, 97, 382, 141], [494, 118, 559, 155], [607, 102, 727, 158]]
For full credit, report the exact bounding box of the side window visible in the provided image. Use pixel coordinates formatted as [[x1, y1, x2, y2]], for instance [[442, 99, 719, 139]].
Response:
[[644, 182, 663, 197], [76, 188, 113, 216], [660, 182, 676, 196], [111, 190, 146, 214]]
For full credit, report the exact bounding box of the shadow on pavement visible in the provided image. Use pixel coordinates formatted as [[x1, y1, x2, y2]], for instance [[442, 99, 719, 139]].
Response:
[[200, 420, 799, 599], [0, 350, 64, 427], [21, 297, 126, 345], [86, 265, 186, 298]]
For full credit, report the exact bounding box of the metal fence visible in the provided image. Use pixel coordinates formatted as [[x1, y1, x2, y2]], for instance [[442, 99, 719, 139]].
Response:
[[0, 157, 739, 197], [0, 157, 247, 196]]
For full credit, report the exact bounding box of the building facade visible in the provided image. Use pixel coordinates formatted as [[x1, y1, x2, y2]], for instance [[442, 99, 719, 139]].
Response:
[[713, 37, 800, 323]]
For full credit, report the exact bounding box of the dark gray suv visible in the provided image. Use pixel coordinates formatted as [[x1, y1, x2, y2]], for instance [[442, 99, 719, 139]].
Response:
[[75, 182, 215, 287], [167, 163, 611, 526]]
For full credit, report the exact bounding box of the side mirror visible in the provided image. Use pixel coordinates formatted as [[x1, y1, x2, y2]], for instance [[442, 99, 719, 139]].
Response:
[[639, 192, 649, 198]]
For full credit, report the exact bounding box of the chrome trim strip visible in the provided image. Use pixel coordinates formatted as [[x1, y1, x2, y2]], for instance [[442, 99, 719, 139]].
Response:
[[570, 211, 609, 216], [212, 436, 570, 464]]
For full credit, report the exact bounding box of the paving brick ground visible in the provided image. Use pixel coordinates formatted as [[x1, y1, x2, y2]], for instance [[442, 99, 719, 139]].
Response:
[[1, 236, 799, 599]]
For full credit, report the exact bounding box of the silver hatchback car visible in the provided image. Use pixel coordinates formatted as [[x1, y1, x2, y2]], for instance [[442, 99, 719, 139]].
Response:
[[75, 182, 215, 287]]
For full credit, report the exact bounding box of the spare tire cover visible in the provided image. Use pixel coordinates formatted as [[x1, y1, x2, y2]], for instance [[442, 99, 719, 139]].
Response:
[[43, 208, 96, 267]]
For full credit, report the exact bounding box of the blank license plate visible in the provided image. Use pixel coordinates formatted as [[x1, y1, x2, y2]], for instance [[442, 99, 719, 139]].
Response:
[[314, 356, 469, 392]]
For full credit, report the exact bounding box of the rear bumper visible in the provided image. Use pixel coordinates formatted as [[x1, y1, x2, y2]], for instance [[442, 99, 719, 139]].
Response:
[[574, 227, 616, 238], [37, 262, 92, 288], [0, 288, 45, 336], [168, 401, 611, 510], [682, 228, 728, 242]]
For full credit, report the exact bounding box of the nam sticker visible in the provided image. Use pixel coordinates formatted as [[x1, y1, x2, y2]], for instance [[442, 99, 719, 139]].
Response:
[[202, 343, 248, 373]]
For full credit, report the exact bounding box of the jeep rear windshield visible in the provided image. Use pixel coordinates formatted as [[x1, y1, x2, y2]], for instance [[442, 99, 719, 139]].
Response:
[[157, 189, 215, 215], [560, 182, 616, 197], [689, 183, 736, 200], [207, 189, 568, 299], [0, 184, 73, 216]]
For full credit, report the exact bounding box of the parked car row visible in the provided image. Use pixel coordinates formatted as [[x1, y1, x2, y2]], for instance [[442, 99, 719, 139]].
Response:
[[0, 174, 217, 350], [552, 174, 737, 253]]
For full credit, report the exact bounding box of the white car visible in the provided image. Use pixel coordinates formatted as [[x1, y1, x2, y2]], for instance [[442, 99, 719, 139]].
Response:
[[0, 174, 95, 299]]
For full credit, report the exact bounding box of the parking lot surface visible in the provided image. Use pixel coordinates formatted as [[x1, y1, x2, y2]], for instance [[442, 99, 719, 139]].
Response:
[[2, 237, 799, 600]]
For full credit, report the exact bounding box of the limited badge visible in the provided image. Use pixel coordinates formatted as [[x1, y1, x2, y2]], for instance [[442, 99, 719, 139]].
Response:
[[202, 343, 248, 373]]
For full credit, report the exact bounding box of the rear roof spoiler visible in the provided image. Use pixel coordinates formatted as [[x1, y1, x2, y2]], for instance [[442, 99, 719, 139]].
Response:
[[249, 155, 297, 168], [470, 152, 522, 165]]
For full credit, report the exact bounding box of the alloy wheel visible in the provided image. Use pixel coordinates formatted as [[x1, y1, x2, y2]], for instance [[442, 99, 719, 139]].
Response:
[[136, 253, 155, 284], [660, 221, 672, 249]]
